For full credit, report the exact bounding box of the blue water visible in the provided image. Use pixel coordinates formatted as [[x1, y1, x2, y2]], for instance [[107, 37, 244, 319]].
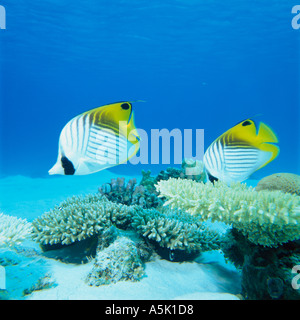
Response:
[[1, 1, 300, 301], [0, 0, 299, 178]]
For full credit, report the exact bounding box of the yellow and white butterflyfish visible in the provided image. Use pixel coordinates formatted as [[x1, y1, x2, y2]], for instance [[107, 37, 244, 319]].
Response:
[[203, 119, 279, 184], [49, 101, 140, 175]]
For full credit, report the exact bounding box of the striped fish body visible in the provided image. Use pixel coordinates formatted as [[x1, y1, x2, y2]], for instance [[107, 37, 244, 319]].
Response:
[[49, 102, 140, 175], [203, 119, 279, 184]]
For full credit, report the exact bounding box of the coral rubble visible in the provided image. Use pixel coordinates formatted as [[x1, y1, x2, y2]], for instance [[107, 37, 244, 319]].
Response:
[[85, 236, 145, 286]]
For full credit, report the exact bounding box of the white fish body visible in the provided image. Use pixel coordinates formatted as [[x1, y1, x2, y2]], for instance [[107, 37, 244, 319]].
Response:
[[203, 140, 274, 184], [203, 119, 279, 184], [49, 102, 140, 175]]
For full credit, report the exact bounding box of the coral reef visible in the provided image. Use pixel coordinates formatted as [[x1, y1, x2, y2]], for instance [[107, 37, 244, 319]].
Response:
[[98, 160, 206, 209], [139, 170, 158, 191], [41, 235, 99, 264], [155, 167, 185, 183], [155, 159, 206, 184], [99, 177, 137, 206], [32, 186, 222, 265], [0, 213, 32, 248], [156, 178, 300, 247], [31, 194, 137, 247], [85, 236, 145, 286], [132, 207, 220, 257], [221, 228, 300, 300], [181, 158, 206, 182], [99, 176, 164, 209], [31, 194, 154, 264], [256, 173, 300, 196]]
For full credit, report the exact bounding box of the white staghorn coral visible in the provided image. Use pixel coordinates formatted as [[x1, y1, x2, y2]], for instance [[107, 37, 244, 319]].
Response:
[[156, 178, 300, 247], [132, 208, 220, 252], [32, 194, 137, 246], [0, 213, 33, 248]]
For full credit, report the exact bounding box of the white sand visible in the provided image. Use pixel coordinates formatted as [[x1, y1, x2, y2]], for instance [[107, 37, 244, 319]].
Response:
[[28, 252, 240, 300], [0, 170, 242, 300]]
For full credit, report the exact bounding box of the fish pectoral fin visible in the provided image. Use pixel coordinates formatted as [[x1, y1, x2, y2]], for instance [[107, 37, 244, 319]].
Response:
[[49, 160, 64, 175]]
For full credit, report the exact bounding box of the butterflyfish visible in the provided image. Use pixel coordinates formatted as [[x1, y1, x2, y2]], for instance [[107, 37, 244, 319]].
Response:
[[203, 119, 279, 184], [49, 101, 140, 175]]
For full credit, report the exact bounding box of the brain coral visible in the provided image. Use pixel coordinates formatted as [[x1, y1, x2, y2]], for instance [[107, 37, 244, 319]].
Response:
[[32, 194, 137, 246], [0, 213, 32, 248], [156, 178, 300, 247], [256, 173, 300, 196]]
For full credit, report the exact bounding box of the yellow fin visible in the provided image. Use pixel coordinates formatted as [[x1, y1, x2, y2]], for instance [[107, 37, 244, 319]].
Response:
[[257, 122, 279, 144]]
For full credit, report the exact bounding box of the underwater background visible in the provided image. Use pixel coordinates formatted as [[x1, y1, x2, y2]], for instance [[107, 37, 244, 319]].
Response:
[[0, 0, 299, 178], [0, 0, 300, 301]]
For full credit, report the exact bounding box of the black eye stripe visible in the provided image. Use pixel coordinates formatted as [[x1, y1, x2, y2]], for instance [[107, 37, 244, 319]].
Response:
[[61, 156, 75, 175]]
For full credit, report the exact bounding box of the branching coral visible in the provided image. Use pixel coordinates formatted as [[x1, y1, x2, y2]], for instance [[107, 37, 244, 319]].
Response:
[[98, 160, 206, 210], [0, 213, 32, 248], [156, 178, 300, 247], [31, 194, 137, 246], [99, 176, 163, 209], [32, 189, 221, 264], [132, 208, 220, 253]]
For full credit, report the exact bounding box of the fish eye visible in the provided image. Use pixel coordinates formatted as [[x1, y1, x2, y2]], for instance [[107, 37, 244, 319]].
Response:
[[121, 103, 130, 110], [242, 120, 252, 126]]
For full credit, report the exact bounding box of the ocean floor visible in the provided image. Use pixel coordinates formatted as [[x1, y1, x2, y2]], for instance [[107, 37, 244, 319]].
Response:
[[27, 250, 241, 300], [0, 170, 257, 300]]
